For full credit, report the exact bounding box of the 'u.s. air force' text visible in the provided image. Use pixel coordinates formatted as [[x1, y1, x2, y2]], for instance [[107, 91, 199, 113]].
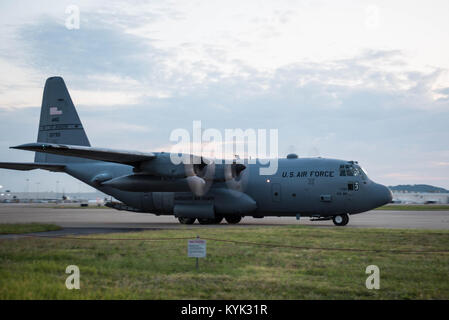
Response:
[[282, 170, 335, 178]]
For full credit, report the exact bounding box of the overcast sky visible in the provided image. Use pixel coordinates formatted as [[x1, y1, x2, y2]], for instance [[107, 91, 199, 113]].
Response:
[[1, 0, 449, 193]]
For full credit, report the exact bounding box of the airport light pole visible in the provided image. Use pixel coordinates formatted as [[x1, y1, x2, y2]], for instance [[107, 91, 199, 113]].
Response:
[[25, 179, 30, 201]]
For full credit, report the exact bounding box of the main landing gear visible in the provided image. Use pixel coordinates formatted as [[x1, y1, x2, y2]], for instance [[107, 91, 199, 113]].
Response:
[[178, 217, 196, 225], [332, 214, 349, 226], [178, 215, 242, 225]]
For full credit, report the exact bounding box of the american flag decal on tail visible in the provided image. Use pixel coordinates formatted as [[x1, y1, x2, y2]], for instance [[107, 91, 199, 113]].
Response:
[[49, 106, 63, 115]]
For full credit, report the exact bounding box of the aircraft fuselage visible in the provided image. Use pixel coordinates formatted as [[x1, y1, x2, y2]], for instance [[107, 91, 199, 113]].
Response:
[[64, 156, 392, 219]]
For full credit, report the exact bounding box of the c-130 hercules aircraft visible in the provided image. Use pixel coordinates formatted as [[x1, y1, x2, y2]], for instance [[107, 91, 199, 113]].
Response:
[[0, 77, 392, 226]]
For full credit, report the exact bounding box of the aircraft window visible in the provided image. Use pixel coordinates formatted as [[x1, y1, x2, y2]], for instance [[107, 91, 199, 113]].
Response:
[[355, 165, 368, 180], [340, 164, 362, 176], [347, 182, 360, 191]]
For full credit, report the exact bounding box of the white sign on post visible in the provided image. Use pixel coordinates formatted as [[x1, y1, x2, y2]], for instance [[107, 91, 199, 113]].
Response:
[[188, 239, 206, 258]]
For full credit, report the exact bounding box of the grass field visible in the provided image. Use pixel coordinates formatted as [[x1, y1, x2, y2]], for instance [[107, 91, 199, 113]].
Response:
[[376, 204, 449, 211], [0, 223, 61, 234], [0, 225, 448, 299]]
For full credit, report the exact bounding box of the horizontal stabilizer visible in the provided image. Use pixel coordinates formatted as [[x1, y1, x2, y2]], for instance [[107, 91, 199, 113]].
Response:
[[11, 143, 156, 165], [0, 162, 66, 172]]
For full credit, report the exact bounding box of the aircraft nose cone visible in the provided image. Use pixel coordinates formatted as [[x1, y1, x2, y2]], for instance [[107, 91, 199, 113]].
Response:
[[373, 183, 392, 208]]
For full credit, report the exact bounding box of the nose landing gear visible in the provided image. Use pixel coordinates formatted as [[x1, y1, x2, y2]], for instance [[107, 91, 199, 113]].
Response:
[[332, 214, 349, 226]]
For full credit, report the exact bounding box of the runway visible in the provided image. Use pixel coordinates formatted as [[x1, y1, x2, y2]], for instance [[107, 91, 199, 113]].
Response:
[[1, 204, 449, 235]]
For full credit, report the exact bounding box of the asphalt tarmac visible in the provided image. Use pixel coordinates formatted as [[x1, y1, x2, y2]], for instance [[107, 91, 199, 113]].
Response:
[[0, 204, 448, 237]]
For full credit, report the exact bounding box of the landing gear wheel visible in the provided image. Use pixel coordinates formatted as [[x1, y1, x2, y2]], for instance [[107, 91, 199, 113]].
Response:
[[225, 216, 242, 224], [332, 214, 349, 226], [178, 217, 196, 225]]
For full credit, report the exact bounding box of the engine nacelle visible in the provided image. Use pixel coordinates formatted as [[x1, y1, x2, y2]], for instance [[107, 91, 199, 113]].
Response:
[[137, 153, 186, 178], [102, 174, 191, 192], [91, 172, 113, 186], [137, 153, 246, 183]]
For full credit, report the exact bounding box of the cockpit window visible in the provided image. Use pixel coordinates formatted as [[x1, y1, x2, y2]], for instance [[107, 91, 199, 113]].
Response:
[[340, 164, 366, 178], [357, 165, 368, 180]]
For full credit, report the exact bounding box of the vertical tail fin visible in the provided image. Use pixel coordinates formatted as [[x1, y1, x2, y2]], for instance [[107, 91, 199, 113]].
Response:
[[35, 77, 91, 163]]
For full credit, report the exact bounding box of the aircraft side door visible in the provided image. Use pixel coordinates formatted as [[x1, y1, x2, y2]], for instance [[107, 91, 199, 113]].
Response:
[[345, 181, 360, 211]]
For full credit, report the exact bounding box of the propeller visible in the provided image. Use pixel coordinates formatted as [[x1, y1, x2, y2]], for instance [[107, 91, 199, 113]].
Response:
[[184, 155, 248, 196], [184, 155, 215, 197], [224, 161, 248, 192]]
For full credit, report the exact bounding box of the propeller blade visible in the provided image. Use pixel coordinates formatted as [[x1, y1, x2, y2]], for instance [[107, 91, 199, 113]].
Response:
[[185, 157, 216, 196], [186, 175, 207, 196], [224, 163, 247, 192]]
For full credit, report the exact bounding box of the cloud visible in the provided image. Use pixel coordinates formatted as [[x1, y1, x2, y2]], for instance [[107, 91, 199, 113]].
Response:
[[1, 1, 449, 192], [432, 161, 449, 167], [0, 58, 43, 109], [16, 17, 159, 79], [71, 89, 142, 106]]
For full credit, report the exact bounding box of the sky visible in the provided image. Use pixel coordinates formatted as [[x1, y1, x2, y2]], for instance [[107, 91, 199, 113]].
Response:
[[0, 0, 449, 193]]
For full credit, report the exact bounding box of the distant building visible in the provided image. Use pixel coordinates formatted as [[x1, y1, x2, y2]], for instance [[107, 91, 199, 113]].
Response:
[[0, 191, 109, 203]]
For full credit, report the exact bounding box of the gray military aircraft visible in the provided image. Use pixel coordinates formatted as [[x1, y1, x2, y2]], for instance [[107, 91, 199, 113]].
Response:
[[0, 77, 392, 226]]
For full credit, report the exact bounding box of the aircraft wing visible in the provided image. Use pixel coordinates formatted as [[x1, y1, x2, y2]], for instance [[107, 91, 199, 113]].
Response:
[[11, 143, 156, 165], [0, 162, 66, 172]]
